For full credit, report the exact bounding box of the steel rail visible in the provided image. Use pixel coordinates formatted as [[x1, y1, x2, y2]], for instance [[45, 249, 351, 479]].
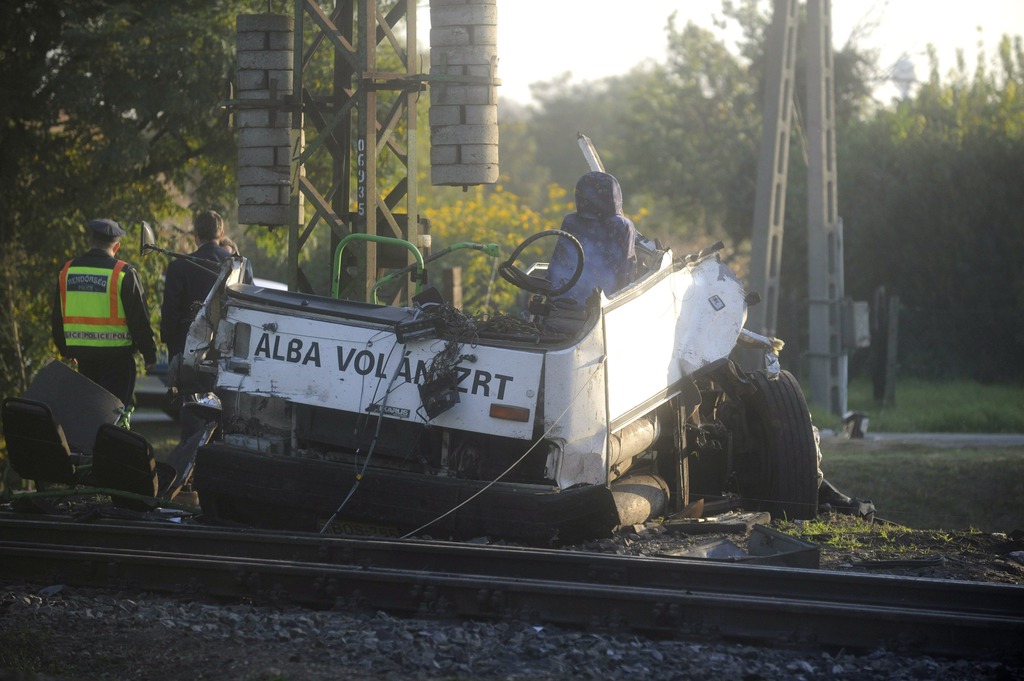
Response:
[[1, 515, 1021, 619], [0, 539, 1020, 661], [0, 517, 1021, 660]]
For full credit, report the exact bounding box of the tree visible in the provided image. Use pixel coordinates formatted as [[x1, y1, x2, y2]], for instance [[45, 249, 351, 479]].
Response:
[[616, 18, 761, 251], [421, 181, 573, 314], [0, 1, 262, 401], [841, 37, 1024, 380]]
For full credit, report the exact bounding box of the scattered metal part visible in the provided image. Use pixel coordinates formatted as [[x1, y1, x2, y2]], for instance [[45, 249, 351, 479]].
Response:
[[662, 511, 771, 535], [657, 525, 819, 569]]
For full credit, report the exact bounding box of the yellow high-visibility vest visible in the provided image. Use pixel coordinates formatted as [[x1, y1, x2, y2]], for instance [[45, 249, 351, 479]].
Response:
[[59, 260, 132, 348]]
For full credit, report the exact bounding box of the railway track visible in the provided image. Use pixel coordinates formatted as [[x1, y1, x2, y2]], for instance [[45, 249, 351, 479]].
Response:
[[1, 513, 1021, 661]]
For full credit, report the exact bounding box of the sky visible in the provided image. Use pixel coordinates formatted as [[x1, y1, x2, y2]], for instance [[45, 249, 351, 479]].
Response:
[[419, 0, 1024, 104]]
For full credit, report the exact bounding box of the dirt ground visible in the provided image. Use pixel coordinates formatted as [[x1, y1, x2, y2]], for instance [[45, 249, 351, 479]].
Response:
[[588, 513, 1024, 585]]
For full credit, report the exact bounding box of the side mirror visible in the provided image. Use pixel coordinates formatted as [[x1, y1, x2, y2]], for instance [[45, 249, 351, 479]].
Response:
[[140, 221, 157, 256], [136, 222, 223, 274]]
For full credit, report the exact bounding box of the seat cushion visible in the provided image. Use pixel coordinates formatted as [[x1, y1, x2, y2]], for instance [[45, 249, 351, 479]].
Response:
[[92, 423, 158, 499], [1, 397, 77, 485]]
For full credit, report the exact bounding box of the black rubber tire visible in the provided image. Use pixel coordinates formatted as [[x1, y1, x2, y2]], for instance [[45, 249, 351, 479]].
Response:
[[738, 370, 819, 520]]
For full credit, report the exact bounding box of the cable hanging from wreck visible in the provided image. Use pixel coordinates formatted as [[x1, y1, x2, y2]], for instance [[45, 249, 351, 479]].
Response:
[[399, 356, 607, 540], [321, 303, 547, 535]]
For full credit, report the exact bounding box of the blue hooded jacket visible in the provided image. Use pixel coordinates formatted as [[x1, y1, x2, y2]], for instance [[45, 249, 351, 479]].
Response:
[[547, 171, 637, 307]]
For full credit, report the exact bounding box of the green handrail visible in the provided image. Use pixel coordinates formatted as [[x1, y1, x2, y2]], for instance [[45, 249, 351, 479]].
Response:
[[334, 234, 501, 305], [371, 241, 501, 303], [332, 233, 425, 300]]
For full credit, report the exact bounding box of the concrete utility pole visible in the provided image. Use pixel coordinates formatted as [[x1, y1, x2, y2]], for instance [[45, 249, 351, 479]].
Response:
[[748, 0, 847, 415], [805, 0, 846, 416]]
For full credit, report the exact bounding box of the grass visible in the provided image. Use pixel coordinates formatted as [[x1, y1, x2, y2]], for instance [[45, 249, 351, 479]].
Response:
[[817, 440, 1024, 533], [133, 418, 182, 459], [772, 513, 996, 564], [777, 515, 879, 552], [809, 377, 1024, 433], [804, 377, 1024, 533]]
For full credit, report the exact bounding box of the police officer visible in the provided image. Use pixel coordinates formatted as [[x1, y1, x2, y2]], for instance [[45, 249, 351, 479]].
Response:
[[51, 218, 158, 410]]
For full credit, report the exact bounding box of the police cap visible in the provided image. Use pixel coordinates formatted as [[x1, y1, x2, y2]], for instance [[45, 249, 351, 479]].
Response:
[[88, 218, 126, 238]]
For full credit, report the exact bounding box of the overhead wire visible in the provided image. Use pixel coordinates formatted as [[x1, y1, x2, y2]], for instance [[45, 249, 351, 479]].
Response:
[[320, 337, 406, 534]]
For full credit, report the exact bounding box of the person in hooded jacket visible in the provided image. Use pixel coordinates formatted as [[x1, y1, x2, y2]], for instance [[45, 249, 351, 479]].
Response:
[[543, 172, 637, 332]]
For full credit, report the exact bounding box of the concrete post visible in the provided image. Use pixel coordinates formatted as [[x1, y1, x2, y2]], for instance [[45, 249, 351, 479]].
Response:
[[748, 0, 798, 338], [236, 14, 293, 226], [429, 0, 499, 186], [805, 0, 846, 415]]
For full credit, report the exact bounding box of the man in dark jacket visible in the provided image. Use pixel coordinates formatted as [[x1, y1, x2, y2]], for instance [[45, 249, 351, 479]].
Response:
[[159, 210, 232, 360], [52, 218, 158, 408]]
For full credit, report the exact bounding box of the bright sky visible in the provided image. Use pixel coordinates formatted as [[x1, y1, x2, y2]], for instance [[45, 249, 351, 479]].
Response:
[[419, 0, 1024, 104]]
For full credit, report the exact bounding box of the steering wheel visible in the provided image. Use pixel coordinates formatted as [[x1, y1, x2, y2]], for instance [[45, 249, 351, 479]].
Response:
[[498, 230, 585, 297]]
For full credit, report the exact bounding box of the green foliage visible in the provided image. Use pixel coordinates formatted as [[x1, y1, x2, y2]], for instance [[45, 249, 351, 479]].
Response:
[[421, 181, 574, 314], [0, 0, 267, 403], [810, 377, 1024, 433], [614, 19, 760, 248], [506, 4, 1024, 382], [492, 114, 554, 208], [840, 37, 1024, 381], [519, 74, 624, 193]]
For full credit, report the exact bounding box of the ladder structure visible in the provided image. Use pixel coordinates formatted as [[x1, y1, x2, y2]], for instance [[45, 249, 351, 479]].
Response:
[[748, 0, 847, 415]]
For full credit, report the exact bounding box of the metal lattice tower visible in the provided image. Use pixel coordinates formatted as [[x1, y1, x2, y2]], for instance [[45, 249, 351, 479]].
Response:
[[236, 1, 423, 303], [236, 1, 499, 303], [297, 0, 422, 302], [748, 0, 798, 339]]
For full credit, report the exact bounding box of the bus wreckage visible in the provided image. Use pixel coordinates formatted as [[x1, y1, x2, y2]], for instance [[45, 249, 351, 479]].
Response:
[[148, 213, 864, 543]]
